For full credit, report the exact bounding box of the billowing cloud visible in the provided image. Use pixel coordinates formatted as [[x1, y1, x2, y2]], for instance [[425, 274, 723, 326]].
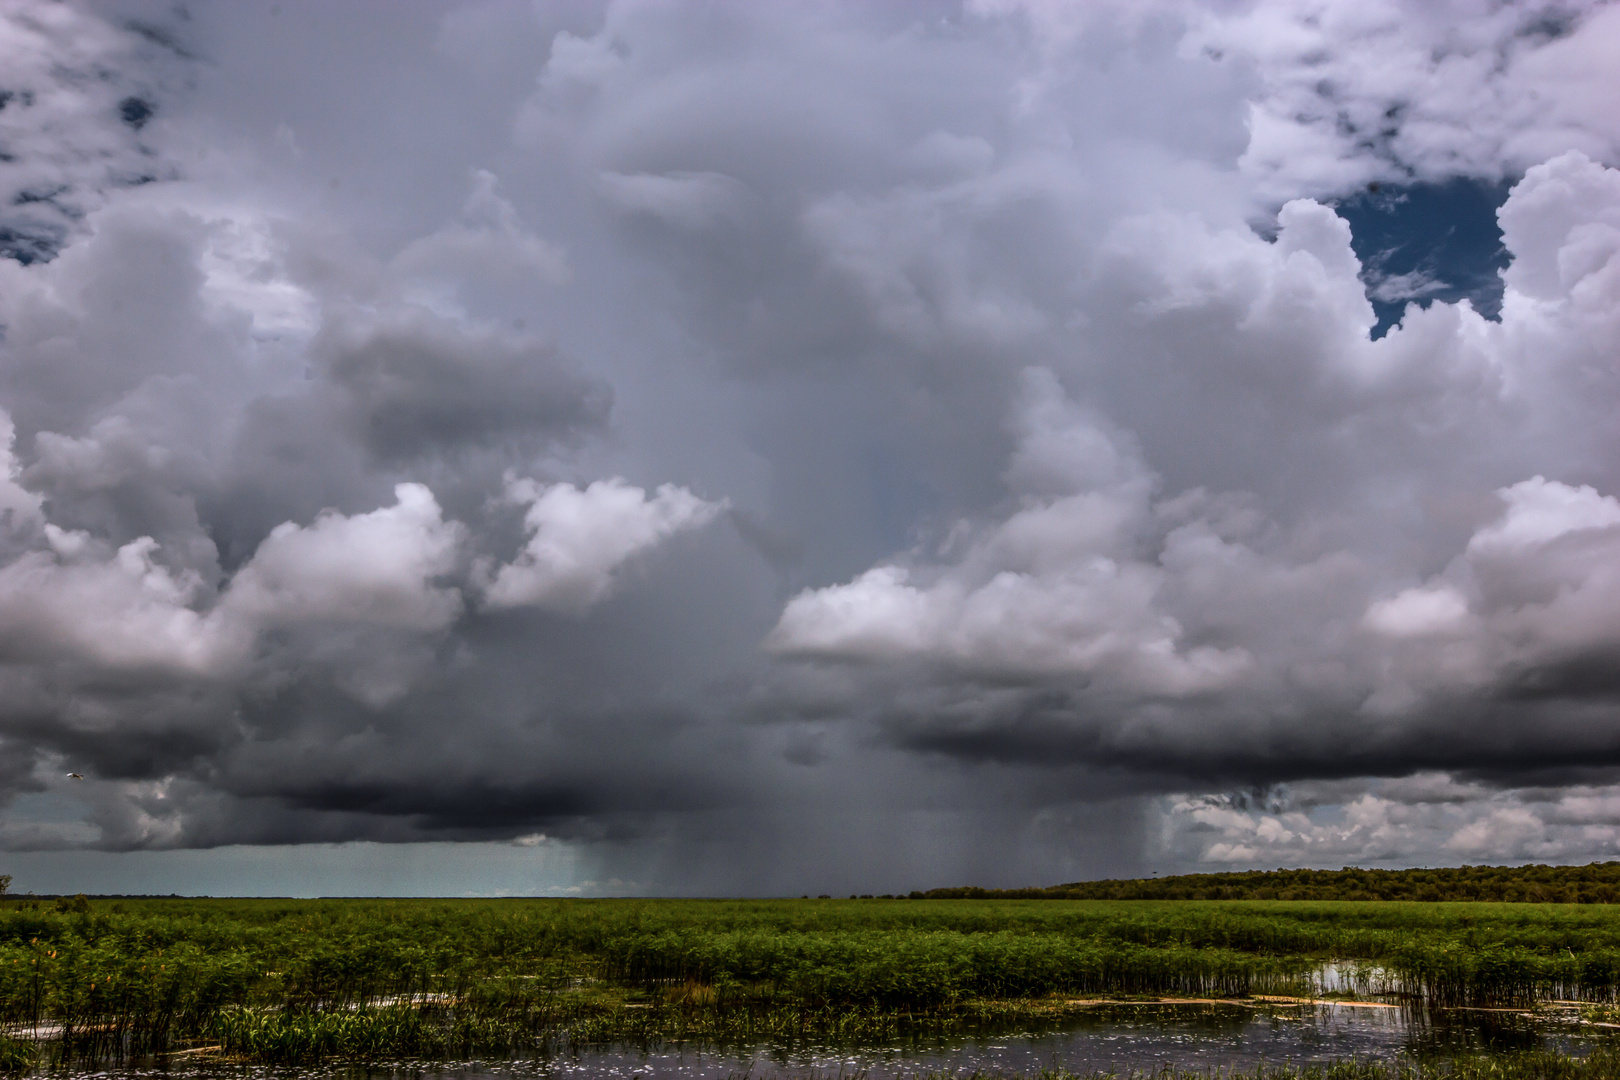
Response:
[[224, 483, 467, 632], [769, 149, 1620, 792], [0, 1, 185, 263], [1161, 773, 1620, 868], [0, 470, 465, 674], [770, 369, 1251, 694], [0, 0, 1618, 894], [482, 476, 724, 613], [1183, 0, 1620, 199]]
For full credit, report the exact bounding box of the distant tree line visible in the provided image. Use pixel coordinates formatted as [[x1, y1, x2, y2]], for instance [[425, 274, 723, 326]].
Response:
[[914, 862, 1620, 903]]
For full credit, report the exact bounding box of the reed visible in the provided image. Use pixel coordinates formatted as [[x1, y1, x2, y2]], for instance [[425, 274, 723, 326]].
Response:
[[0, 1032, 30, 1076], [5, 896, 1620, 1065]]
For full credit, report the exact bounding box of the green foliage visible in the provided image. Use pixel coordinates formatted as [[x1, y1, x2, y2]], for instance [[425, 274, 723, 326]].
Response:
[[4, 896, 1620, 1067], [0, 1033, 31, 1077], [922, 862, 1620, 903]]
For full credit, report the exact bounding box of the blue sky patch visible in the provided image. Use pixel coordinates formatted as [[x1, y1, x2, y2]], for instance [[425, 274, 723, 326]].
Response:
[[1334, 177, 1514, 338]]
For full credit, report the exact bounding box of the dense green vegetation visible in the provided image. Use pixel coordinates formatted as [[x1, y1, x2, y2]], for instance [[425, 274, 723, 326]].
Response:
[[921, 863, 1620, 903], [4, 895, 1620, 1068]]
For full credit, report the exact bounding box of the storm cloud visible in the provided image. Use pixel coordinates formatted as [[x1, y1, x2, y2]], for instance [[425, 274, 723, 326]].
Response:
[[1, 0, 1619, 895]]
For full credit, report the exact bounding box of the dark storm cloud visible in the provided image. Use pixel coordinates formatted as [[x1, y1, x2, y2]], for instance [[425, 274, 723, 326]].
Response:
[[317, 308, 611, 463], [879, 691, 1620, 783], [0, 0, 1619, 890]]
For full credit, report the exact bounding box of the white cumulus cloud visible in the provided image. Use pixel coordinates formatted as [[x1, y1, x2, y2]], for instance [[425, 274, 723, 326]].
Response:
[[482, 476, 726, 613]]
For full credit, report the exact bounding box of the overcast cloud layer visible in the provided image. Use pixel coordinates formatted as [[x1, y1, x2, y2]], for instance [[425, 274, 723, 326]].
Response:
[[1, 0, 1619, 896]]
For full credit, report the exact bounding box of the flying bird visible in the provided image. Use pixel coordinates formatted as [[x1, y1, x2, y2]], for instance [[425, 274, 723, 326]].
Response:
[[66, 772, 83, 780]]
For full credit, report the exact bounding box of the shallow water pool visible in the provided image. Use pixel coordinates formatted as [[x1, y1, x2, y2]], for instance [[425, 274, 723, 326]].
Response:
[[47, 1002, 1619, 1080]]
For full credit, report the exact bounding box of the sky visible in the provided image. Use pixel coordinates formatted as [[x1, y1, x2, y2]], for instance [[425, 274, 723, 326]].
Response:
[[0, 0, 1619, 898]]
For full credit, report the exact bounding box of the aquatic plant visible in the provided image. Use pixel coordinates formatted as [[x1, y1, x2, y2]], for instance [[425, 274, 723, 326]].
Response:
[[0, 1032, 31, 1077], [4, 896, 1620, 1065]]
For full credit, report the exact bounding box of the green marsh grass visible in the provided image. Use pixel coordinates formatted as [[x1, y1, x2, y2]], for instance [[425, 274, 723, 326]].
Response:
[[5, 897, 1620, 1066]]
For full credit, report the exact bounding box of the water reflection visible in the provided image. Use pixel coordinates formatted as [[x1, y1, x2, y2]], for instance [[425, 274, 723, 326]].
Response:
[[500, 1006, 1601, 1080], [51, 1004, 1617, 1080]]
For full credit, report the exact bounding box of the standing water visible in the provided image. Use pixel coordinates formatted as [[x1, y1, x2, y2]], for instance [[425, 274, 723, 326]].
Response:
[[37, 1001, 1618, 1080]]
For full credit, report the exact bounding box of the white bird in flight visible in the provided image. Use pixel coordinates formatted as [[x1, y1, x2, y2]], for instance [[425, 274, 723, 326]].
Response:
[[66, 772, 83, 780]]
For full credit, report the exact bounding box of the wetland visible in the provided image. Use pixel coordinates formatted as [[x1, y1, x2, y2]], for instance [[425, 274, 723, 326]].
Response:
[[7, 896, 1620, 1076]]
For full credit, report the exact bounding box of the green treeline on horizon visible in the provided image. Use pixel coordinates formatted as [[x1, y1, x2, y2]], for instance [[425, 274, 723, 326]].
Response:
[[917, 862, 1620, 903], [13, 861, 1620, 906]]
